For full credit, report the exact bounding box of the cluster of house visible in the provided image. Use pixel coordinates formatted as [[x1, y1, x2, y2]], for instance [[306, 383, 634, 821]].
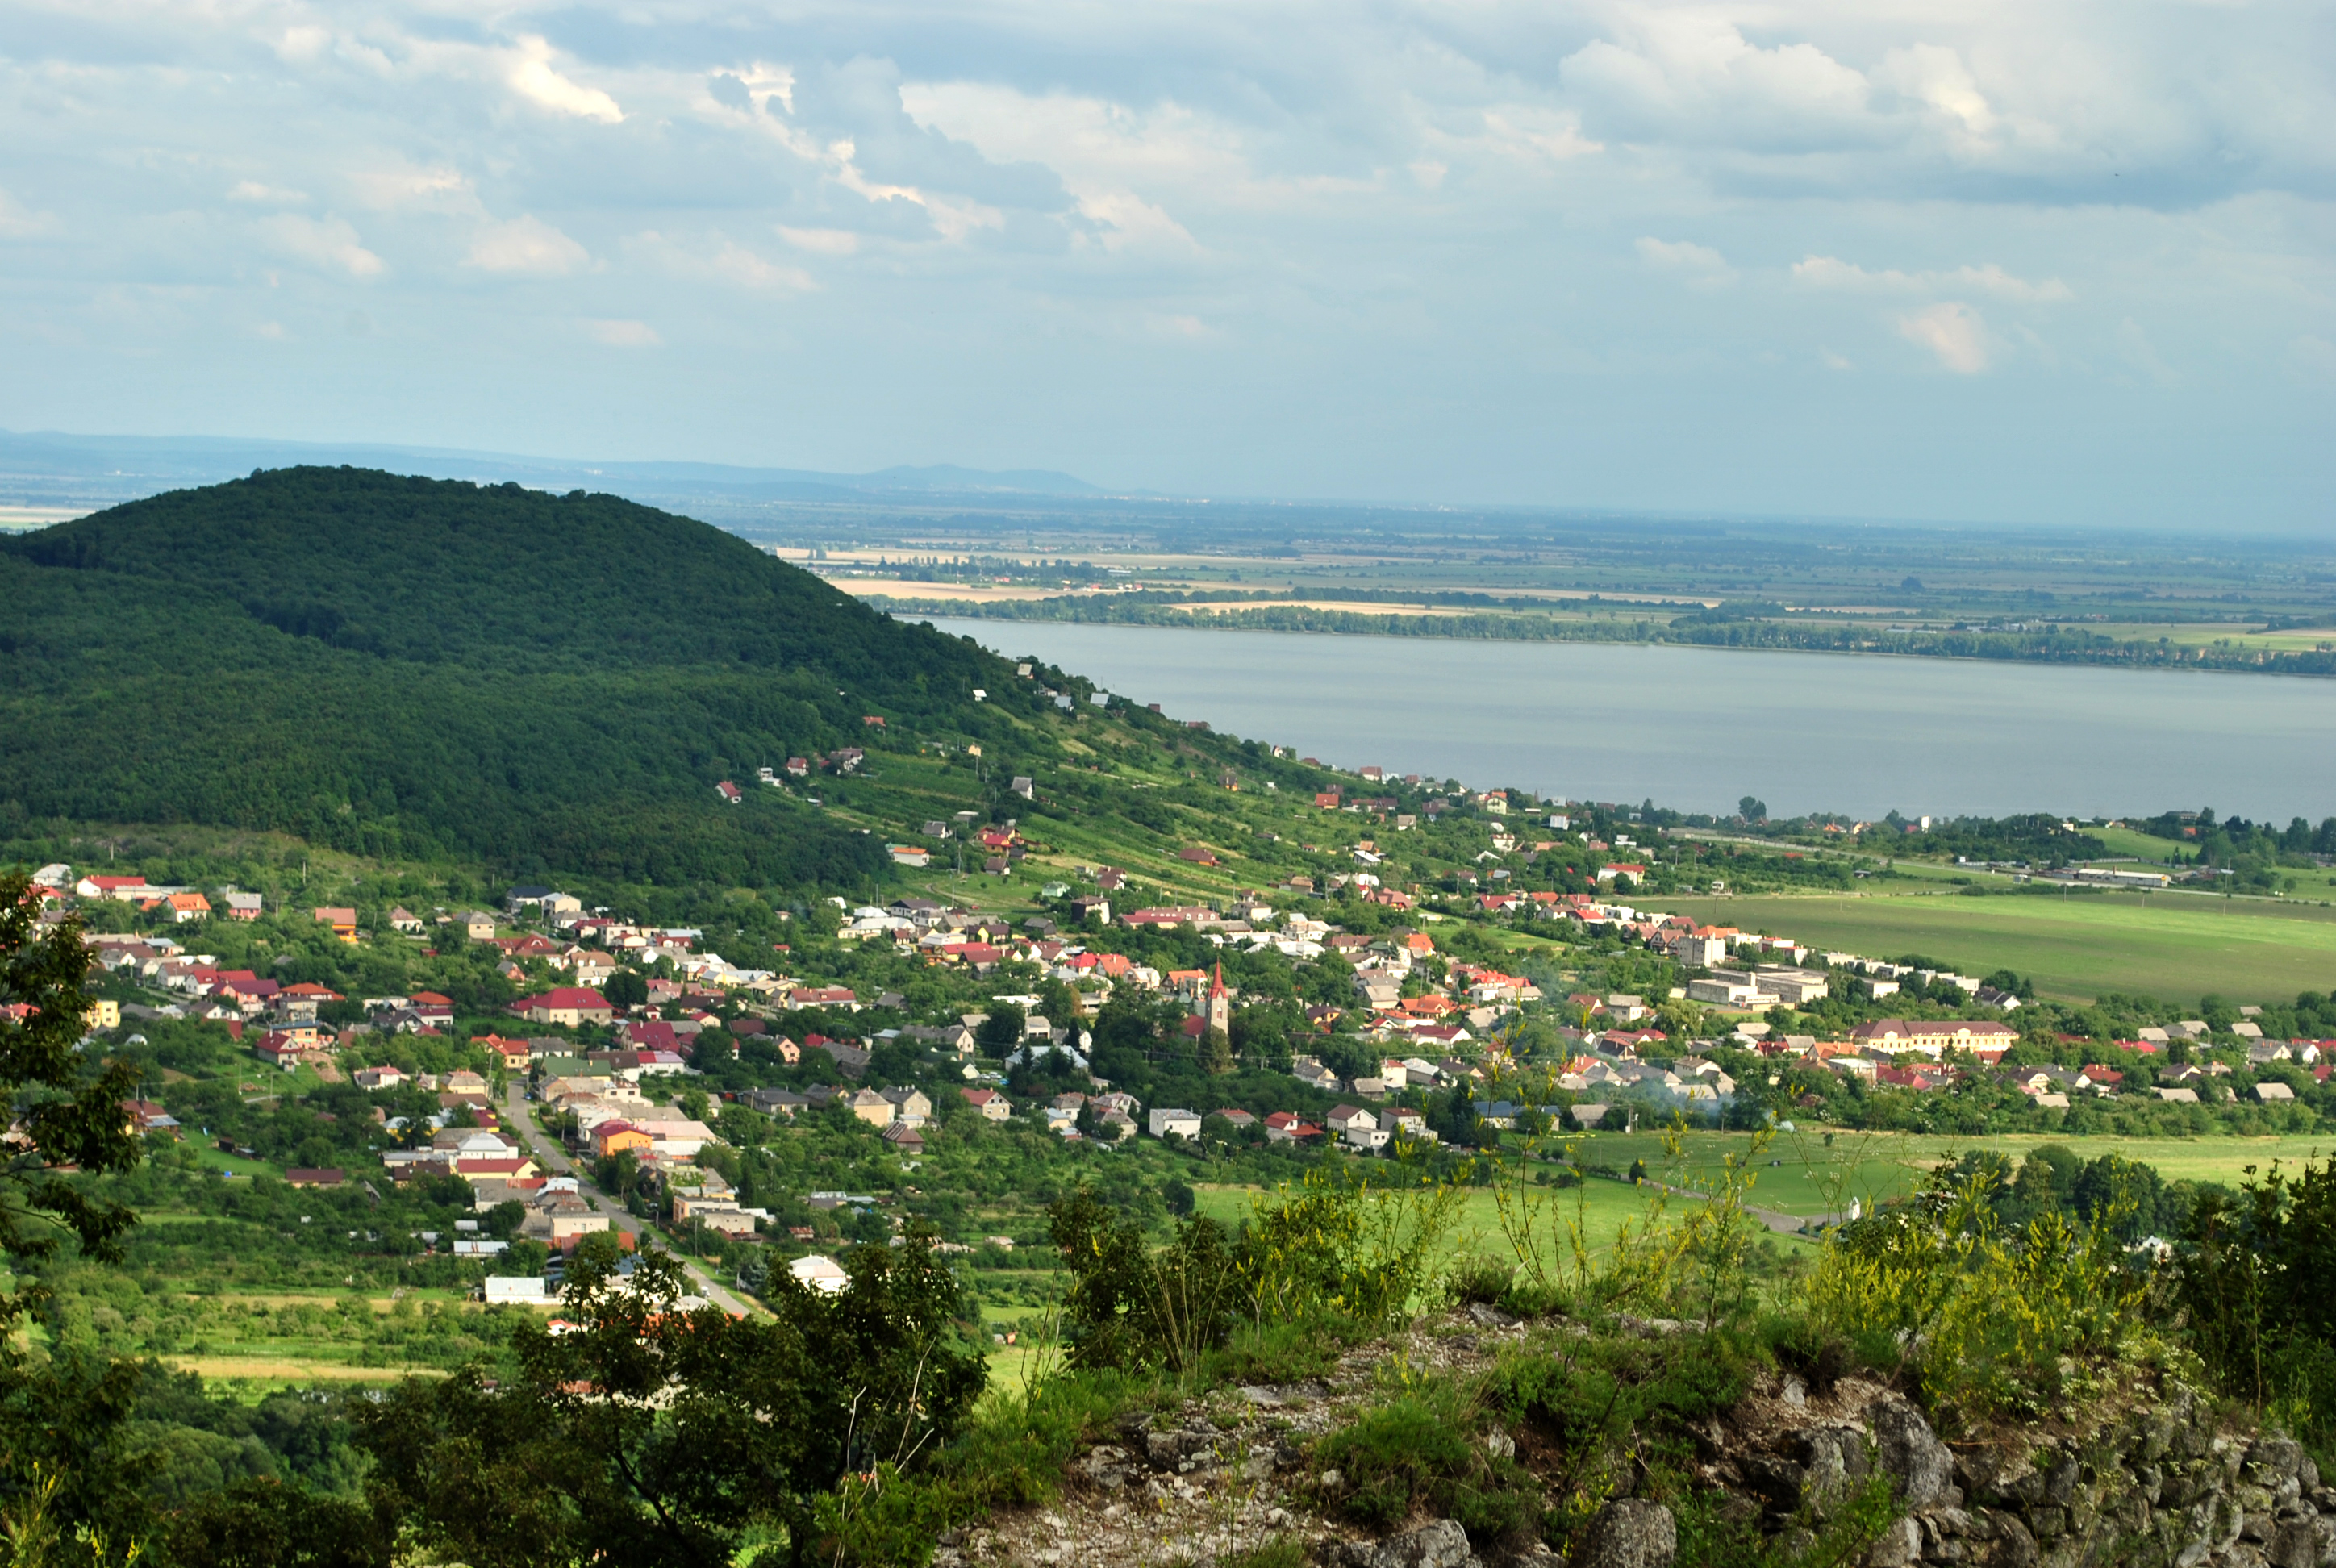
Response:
[[526, 1074, 763, 1239], [734, 1082, 940, 1155], [888, 819, 1034, 874], [1726, 1018, 2331, 1107]]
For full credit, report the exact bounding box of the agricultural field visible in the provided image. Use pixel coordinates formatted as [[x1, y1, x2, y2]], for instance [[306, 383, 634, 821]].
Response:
[[1507, 1128, 2332, 1216], [1661, 890, 2336, 1005]]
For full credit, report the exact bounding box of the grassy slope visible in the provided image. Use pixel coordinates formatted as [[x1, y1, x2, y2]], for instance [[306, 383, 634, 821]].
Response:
[[1658, 890, 2336, 1005]]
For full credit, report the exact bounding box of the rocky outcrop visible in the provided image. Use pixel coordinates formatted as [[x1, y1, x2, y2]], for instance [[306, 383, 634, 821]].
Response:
[[1569, 1499, 1677, 1568], [1326, 1519, 1482, 1568], [1707, 1372, 2336, 1568]]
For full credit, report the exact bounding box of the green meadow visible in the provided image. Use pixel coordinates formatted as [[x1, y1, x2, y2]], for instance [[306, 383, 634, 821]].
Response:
[[1661, 890, 2336, 1004]]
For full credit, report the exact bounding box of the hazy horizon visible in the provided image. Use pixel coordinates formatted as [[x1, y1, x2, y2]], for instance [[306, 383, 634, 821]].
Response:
[[2, 2, 2329, 531]]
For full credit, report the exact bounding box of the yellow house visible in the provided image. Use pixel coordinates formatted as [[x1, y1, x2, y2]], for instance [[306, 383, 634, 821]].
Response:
[[848, 1088, 896, 1128], [594, 1123, 653, 1158], [85, 999, 122, 1030]]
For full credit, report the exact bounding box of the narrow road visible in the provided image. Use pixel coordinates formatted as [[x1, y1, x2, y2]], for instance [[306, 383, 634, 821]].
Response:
[[500, 1082, 758, 1316]]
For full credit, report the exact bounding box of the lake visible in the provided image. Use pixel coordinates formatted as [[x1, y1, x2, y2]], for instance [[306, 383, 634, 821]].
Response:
[[919, 619, 2336, 820]]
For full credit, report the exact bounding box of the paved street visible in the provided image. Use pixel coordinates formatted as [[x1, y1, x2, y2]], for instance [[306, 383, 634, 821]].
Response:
[[499, 1082, 757, 1316]]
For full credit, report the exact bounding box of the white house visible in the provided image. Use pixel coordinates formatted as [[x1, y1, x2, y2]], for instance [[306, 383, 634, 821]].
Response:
[[1148, 1107, 1202, 1140], [790, 1255, 849, 1295], [483, 1277, 556, 1305]]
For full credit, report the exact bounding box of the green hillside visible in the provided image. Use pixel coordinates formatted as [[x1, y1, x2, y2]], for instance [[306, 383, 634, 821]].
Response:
[[0, 469, 1047, 885]]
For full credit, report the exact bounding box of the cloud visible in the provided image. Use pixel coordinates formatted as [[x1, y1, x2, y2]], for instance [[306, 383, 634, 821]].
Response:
[[0, 0, 2325, 528], [1874, 44, 1998, 142], [509, 38, 623, 124], [2116, 318, 2177, 385], [227, 181, 307, 206], [350, 165, 478, 215], [585, 319, 660, 347], [1897, 302, 1990, 373], [257, 214, 384, 277], [1476, 110, 1602, 164], [777, 227, 861, 256], [1560, 16, 1873, 152], [625, 231, 817, 291], [465, 216, 590, 275], [708, 241, 815, 290], [0, 189, 58, 238], [1636, 236, 1732, 283], [1794, 256, 2071, 302]]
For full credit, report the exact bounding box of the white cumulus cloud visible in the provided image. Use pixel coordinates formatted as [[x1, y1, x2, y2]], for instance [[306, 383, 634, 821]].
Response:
[[1637, 236, 1733, 282], [0, 189, 60, 238], [1794, 256, 2071, 302], [585, 319, 660, 347], [509, 39, 624, 124], [227, 181, 307, 206], [465, 216, 590, 276], [257, 214, 383, 277], [1897, 302, 1990, 373]]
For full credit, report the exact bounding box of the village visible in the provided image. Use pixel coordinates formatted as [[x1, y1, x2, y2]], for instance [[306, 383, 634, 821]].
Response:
[[29, 824, 2334, 1319]]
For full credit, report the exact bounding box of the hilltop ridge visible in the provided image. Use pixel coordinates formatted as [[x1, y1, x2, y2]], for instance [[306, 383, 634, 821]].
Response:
[[0, 468, 1045, 883]]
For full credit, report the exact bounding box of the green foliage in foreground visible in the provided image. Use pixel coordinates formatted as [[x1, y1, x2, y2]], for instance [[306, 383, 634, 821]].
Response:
[[2177, 1156, 2336, 1457]]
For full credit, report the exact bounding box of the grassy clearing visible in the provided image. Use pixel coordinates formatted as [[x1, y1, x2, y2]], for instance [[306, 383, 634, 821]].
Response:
[[181, 1141, 286, 1182], [1662, 890, 2336, 1003], [1195, 1128, 2334, 1269], [2087, 826, 2184, 862], [1191, 1175, 1817, 1292], [164, 1357, 446, 1384], [1494, 1128, 2335, 1217]]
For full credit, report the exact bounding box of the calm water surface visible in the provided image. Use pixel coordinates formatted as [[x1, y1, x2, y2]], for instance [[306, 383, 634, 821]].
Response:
[[922, 619, 2336, 820]]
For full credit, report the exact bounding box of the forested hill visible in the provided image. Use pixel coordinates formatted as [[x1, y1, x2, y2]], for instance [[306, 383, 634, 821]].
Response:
[[5, 466, 923, 671], [0, 468, 1036, 886]]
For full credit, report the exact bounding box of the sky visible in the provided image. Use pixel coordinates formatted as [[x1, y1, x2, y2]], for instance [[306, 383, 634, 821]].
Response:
[[2, 0, 2331, 528]]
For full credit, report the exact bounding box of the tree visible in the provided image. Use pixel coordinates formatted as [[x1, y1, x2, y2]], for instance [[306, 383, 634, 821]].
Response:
[[1738, 796, 1767, 823], [974, 1004, 1024, 1059], [357, 1240, 985, 1567], [0, 879, 144, 1277], [1198, 1027, 1235, 1077], [602, 968, 649, 1010], [0, 875, 150, 1548]]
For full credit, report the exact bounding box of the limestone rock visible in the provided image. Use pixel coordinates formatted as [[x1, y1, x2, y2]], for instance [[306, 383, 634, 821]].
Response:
[[1569, 1499, 1676, 1568], [2265, 1517, 2317, 1568], [1862, 1516, 1921, 1568], [1329, 1518, 1478, 1568], [1869, 1397, 1957, 1510]]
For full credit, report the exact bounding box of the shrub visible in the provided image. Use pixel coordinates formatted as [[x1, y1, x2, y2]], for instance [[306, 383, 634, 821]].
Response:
[[1050, 1189, 1243, 1374], [1804, 1161, 2145, 1427], [1313, 1383, 1539, 1544], [1445, 1253, 1516, 1307], [1237, 1165, 1465, 1328], [2175, 1155, 2336, 1457]]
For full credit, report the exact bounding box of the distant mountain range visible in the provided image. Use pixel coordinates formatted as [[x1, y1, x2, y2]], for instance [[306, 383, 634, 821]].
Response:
[[0, 427, 1114, 518]]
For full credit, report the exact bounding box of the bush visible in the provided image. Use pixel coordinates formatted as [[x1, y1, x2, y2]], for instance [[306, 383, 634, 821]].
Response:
[[1051, 1189, 1243, 1374], [2176, 1155, 2336, 1457], [1804, 1162, 2145, 1427], [1313, 1383, 1540, 1544], [1444, 1253, 1516, 1307]]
